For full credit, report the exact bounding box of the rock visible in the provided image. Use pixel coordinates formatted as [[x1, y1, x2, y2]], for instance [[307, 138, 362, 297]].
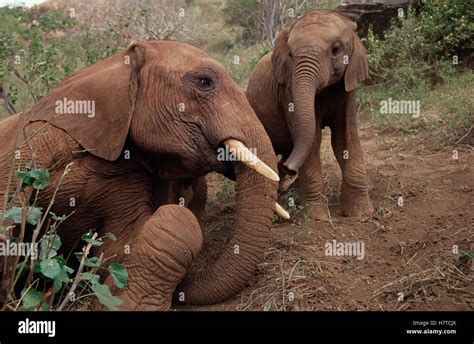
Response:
[[336, 0, 417, 38]]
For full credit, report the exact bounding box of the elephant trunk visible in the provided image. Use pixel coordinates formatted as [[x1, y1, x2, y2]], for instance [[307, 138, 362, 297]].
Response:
[[282, 59, 322, 174], [175, 126, 278, 304]]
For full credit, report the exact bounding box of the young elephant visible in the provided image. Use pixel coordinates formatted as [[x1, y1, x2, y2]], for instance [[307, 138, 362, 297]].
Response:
[[246, 10, 373, 221], [0, 41, 284, 310]]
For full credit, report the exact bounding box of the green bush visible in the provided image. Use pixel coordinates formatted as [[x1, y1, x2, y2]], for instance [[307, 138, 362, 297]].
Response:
[[0, 7, 82, 104], [0, 162, 128, 311], [0, 6, 121, 118], [419, 0, 473, 58], [365, 0, 473, 88]]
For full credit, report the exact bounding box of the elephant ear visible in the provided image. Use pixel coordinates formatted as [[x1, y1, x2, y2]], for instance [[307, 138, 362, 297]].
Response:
[[272, 21, 296, 86], [344, 33, 368, 92], [25, 43, 146, 161]]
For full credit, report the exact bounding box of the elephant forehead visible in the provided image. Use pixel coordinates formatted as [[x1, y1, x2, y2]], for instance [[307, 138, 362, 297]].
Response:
[[161, 51, 220, 74], [289, 22, 352, 48], [165, 50, 195, 66], [146, 41, 209, 66], [295, 12, 350, 32]]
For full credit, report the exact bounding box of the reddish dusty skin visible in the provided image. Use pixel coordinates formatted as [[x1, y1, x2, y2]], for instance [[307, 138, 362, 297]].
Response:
[[246, 10, 373, 221], [0, 41, 278, 310]]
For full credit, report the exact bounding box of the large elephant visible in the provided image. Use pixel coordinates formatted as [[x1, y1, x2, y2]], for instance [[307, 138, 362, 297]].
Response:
[[246, 10, 373, 221], [0, 41, 285, 310]]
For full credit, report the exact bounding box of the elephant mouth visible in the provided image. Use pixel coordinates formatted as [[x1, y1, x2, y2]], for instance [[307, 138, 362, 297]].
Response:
[[194, 124, 279, 183], [219, 139, 279, 182], [201, 140, 280, 184]]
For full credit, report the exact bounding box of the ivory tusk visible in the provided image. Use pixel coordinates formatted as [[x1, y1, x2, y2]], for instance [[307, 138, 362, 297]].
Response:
[[223, 139, 280, 182], [275, 202, 290, 220]]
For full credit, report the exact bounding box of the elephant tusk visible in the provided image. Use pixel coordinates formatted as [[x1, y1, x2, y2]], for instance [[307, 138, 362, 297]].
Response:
[[223, 139, 280, 182], [275, 202, 290, 220]]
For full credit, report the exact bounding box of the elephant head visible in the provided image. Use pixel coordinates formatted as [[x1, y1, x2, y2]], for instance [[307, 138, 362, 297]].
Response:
[[25, 41, 282, 304], [272, 10, 368, 174]]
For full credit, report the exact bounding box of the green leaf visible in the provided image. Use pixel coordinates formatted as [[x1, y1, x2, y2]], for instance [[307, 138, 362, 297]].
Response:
[[81, 229, 93, 240], [84, 257, 102, 268], [53, 269, 70, 293], [50, 212, 67, 222], [36, 257, 72, 291], [104, 232, 117, 241], [53, 259, 73, 292], [16, 170, 34, 186], [39, 233, 62, 259], [91, 283, 123, 311], [39, 258, 61, 279], [2, 206, 42, 225], [82, 272, 99, 285], [54, 256, 66, 267], [16, 169, 49, 190], [108, 263, 128, 289], [29, 169, 49, 190], [84, 238, 103, 246], [3, 207, 22, 224], [81, 230, 103, 246], [20, 288, 48, 311], [27, 206, 43, 225]]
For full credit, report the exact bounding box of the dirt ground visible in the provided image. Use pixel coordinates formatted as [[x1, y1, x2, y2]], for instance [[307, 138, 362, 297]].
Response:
[[175, 124, 473, 311]]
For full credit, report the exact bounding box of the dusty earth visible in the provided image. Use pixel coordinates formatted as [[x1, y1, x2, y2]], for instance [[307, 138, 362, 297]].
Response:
[[175, 124, 473, 311]]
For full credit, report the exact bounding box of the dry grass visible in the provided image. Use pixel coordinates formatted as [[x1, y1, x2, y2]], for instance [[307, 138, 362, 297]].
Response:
[[372, 253, 473, 310]]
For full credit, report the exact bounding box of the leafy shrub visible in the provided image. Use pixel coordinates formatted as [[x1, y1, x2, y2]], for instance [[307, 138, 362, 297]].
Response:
[[0, 139, 127, 311], [0, 6, 121, 118], [365, 0, 473, 88], [419, 0, 473, 58], [0, 7, 82, 104]]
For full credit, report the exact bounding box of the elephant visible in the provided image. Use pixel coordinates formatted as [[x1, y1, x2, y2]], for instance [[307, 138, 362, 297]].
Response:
[[246, 10, 374, 221], [0, 41, 288, 310]]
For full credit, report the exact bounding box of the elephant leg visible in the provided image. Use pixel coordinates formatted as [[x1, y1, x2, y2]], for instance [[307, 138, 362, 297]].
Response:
[[110, 205, 202, 311], [330, 94, 373, 217], [298, 121, 331, 221]]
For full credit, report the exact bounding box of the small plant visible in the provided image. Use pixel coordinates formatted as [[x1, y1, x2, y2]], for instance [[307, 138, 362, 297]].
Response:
[[0, 125, 127, 311], [459, 250, 473, 262]]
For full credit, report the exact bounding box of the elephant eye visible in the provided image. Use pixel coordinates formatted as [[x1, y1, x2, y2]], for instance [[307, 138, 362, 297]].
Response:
[[198, 76, 213, 89], [331, 42, 341, 57]]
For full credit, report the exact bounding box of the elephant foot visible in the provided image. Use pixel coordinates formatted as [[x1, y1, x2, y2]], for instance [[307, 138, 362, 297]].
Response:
[[112, 205, 202, 311], [341, 194, 373, 218], [306, 202, 331, 222]]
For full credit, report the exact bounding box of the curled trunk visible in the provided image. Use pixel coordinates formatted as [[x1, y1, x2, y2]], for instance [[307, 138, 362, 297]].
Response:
[[175, 126, 278, 304]]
